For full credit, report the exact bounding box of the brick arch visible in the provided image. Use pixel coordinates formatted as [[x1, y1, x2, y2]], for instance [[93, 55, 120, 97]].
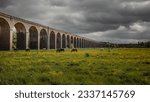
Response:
[[0, 17, 10, 50], [29, 26, 38, 49], [14, 22, 26, 50], [40, 29, 47, 49], [67, 35, 70, 48], [62, 34, 66, 48], [50, 31, 55, 49], [74, 37, 77, 48], [57, 33, 61, 49]]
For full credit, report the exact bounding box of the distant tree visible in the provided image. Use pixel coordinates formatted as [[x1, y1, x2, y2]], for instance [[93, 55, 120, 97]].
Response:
[[145, 41, 150, 48]]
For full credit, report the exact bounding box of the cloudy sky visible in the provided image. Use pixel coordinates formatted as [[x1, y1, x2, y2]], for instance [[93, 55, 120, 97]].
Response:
[[1, 0, 150, 43]]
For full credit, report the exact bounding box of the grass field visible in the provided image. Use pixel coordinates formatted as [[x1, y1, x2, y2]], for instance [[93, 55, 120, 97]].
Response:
[[0, 48, 150, 85]]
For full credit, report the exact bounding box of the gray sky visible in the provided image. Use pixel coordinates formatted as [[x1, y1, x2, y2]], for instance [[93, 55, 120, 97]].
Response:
[[0, 0, 150, 43]]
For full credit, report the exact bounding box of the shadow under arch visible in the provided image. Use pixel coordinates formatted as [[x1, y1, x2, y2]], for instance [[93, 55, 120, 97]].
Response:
[[0, 17, 10, 50], [14, 22, 26, 50], [40, 29, 47, 49], [62, 34, 66, 48], [77, 38, 79, 48], [50, 31, 55, 49], [67, 35, 70, 48], [74, 37, 77, 48], [29, 26, 38, 49], [57, 33, 61, 49]]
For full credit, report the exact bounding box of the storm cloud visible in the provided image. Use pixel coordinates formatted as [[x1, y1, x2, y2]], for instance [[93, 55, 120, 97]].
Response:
[[0, 0, 150, 43]]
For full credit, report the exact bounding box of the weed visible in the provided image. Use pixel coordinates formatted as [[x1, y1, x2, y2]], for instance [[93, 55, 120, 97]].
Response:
[[142, 61, 150, 65], [67, 62, 80, 66], [143, 72, 150, 76], [85, 53, 90, 57]]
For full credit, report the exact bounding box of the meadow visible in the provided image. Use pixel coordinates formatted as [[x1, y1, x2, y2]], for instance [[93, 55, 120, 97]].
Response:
[[0, 48, 150, 85]]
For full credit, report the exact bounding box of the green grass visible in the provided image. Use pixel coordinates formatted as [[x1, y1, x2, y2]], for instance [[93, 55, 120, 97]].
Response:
[[0, 48, 150, 85]]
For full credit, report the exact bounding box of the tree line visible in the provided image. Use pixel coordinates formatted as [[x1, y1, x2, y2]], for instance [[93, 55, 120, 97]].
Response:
[[98, 41, 150, 48]]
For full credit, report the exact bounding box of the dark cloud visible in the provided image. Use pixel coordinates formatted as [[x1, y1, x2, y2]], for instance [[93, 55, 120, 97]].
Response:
[[47, 0, 68, 6], [0, 0, 150, 43], [0, 0, 12, 8], [69, 0, 150, 32], [83, 22, 150, 43]]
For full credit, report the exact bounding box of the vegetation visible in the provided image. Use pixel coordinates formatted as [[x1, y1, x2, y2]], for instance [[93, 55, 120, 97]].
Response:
[[0, 48, 150, 85], [98, 41, 150, 48]]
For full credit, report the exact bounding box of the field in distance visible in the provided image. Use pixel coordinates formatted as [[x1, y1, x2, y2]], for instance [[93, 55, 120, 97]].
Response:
[[0, 48, 150, 85]]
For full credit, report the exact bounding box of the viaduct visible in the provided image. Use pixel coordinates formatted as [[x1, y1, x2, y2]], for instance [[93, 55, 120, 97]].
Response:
[[0, 11, 98, 51]]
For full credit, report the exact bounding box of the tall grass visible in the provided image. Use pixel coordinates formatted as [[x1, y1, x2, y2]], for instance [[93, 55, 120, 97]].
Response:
[[0, 48, 150, 85]]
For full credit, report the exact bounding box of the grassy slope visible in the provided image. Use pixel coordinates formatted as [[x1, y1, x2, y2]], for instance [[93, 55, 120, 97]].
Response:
[[0, 48, 150, 85]]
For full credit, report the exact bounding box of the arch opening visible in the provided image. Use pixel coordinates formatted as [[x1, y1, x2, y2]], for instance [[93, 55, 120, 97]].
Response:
[[50, 31, 55, 49], [77, 38, 81, 48], [67, 35, 70, 48], [40, 29, 47, 49], [81, 39, 84, 48], [62, 34, 66, 48], [82, 39, 85, 48], [0, 17, 10, 50], [14, 22, 26, 50], [79, 39, 82, 48], [70, 36, 74, 48], [77, 38, 79, 48], [29, 26, 38, 49], [74, 37, 77, 48], [57, 33, 61, 49]]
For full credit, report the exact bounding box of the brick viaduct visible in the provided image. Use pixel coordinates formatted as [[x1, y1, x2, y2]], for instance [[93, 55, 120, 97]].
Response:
[[0, 12, 99, 50]]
